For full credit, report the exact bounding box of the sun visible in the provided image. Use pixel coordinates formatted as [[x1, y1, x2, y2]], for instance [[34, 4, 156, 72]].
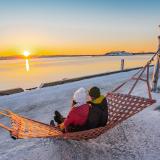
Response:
[[23, 51, 31, 57]]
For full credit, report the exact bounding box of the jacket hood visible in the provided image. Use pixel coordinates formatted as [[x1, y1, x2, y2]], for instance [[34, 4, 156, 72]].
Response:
[[91, 95, 105, 104]]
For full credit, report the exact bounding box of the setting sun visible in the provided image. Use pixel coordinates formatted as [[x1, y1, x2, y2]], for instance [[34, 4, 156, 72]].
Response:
[[23, 51, 30, 57]]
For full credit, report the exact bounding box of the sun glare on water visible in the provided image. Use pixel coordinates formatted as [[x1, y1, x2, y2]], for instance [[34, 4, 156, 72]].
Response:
[[23, 51, 31, 57]]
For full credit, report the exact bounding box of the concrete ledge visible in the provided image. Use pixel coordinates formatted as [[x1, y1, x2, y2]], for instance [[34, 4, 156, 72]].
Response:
[[40, 66, 153, 88], [26, 87, 38, 91], [0, 88, 24, 96]]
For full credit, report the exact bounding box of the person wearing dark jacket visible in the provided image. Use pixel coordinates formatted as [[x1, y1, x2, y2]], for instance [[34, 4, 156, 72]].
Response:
[[50, 88, 90, 132], [87, 86, 108, 129]]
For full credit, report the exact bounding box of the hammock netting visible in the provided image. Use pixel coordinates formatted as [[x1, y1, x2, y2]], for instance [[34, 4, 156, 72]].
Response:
[[0, 92, 156, 140], [0, 50, 159, 140]]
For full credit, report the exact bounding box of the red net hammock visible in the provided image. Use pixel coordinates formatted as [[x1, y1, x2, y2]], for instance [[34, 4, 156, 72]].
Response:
[[0, 51, 159, 140]]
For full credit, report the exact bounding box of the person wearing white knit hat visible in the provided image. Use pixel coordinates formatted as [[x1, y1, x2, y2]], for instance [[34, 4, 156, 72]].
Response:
[[50, 87, 90, 132]]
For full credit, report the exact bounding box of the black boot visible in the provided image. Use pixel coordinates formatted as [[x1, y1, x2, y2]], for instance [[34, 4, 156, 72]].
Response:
[[50, 120, 55, 127], [11, 136, 17, 140], [54, 110, 64, 124], [10, 132, 17, 140]]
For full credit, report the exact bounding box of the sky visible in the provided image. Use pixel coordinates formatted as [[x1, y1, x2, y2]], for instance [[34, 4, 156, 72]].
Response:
[[0, 0, 160, 56]]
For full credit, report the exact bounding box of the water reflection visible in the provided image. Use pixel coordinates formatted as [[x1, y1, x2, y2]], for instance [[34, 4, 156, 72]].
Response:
[[25, 59, 30, 72], [0, 55, 152, 90]]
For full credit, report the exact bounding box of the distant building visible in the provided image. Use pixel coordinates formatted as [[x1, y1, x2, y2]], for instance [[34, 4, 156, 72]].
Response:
[[105, 51, 132, 56]]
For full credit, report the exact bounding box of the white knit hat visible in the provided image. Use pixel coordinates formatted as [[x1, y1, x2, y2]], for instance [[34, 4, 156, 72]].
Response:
[[73, 88, 87, 107]]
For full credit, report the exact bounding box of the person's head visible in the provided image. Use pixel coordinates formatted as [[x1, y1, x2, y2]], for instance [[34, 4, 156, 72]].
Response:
[[73, 87, 87, 107], [88, 86, 101, 100]]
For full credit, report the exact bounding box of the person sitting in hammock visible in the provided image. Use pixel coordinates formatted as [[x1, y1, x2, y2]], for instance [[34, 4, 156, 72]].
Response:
[[50, 87, 90, 132], [87, 86, 108, 129]]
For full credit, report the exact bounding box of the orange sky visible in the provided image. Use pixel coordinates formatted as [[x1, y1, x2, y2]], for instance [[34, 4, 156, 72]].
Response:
[[0, 37, 158, 57], [0, 0, 159, 57]]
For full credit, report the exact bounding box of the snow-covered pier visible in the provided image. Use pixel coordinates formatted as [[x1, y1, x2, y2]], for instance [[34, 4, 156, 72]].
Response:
[[0, 69, 160, 160]]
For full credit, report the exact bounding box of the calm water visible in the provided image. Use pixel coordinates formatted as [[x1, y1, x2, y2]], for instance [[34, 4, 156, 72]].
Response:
[[0, 55, 153, 90]]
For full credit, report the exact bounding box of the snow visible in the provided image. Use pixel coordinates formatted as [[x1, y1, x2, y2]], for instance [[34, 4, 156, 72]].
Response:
[[0, 69, 160, 160]]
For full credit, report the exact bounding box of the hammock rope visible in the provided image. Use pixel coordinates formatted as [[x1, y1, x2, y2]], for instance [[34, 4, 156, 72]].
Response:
[[0, 50, 159, 140]]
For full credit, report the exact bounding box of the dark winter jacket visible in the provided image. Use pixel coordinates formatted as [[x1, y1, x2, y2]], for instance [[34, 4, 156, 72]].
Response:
[[64, 104, 90, 132], [87, 95, 108, 129]]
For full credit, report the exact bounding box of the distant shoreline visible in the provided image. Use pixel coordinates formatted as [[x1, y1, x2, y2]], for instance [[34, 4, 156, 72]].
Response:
[[0, 52, 155, 61], [0, 55, 97, 60]]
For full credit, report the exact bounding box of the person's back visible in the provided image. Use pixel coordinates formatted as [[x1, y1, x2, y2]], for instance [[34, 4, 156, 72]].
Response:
[[64, 103, 89, 132], [87, 87, 108, 129], [53, 87, 89, 132], [85, 105, 103, 129]]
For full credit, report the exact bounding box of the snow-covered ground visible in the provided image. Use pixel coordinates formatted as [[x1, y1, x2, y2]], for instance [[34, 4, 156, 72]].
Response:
[[0, 69, 160, 160]]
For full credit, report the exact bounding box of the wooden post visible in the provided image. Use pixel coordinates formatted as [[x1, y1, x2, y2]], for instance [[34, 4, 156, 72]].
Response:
[[151, 35, 160, 92], [121, 59, 124, 71]]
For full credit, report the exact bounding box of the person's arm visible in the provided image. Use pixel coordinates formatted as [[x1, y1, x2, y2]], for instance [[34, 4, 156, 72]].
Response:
[[70, 100, 76, 109]]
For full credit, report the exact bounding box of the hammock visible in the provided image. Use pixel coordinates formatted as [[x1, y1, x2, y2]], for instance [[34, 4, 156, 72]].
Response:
[[0, 50, 159, 140], [0, 93, 155, 140]]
